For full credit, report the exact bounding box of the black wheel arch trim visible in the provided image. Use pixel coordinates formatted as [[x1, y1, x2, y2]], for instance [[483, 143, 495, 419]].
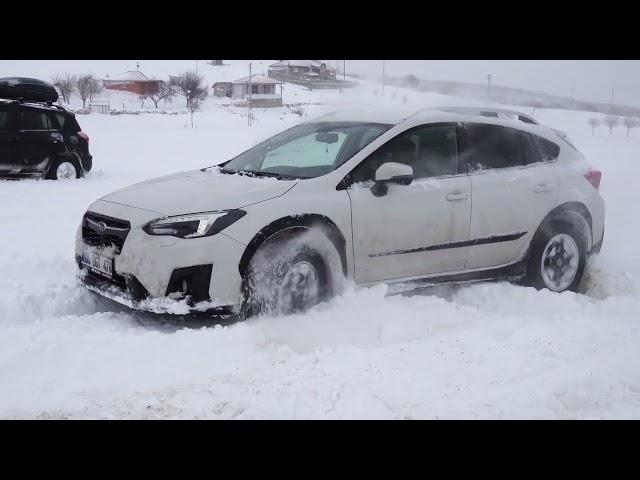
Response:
[[238, 214, 348, 278], [47, 151, 85, 177], [534, 201, 593, 250]]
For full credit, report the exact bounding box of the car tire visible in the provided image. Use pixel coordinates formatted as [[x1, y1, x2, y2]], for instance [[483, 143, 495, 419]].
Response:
[[47, 157, 82, 180], [241, 238, 332, 318], [524, 219, 588, 293]]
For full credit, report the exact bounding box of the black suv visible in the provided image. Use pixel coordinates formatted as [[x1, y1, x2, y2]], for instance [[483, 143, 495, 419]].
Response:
[[0, 78, 92, 180]]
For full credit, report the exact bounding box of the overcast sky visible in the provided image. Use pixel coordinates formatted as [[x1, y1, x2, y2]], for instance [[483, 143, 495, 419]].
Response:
[[334, 60, 640, 107]]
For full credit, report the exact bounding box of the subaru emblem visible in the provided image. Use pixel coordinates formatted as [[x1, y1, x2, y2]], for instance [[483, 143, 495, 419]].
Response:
[[97, 221, 107, 233]]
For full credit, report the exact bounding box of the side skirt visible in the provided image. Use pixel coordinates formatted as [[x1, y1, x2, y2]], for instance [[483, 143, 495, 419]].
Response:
[[380, 259, 528, 296]]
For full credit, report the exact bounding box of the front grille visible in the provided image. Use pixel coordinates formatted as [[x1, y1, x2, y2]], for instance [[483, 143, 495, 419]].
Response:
[[82, 212, 131, 252]]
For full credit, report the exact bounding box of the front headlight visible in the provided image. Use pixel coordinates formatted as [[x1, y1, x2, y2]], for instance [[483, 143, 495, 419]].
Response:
[[143, 209, 246, 239]]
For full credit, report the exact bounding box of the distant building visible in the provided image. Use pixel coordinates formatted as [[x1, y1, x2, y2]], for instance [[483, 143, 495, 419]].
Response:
[[213, 74, 284, 107], [210, 60, 224, 66], [268, 60, 336, 80], [102, 71, 163, 95]]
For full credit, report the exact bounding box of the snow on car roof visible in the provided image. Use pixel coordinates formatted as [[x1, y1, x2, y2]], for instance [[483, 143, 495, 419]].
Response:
[[312, 105, 541, 128], [311, 107, 414, 125]]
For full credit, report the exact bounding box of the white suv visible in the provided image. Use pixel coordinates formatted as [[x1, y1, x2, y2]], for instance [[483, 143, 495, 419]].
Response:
[[75, 106, 605, 317]]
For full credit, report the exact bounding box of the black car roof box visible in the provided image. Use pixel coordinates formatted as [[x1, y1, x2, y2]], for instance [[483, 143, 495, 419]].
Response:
[[0, 77, 59, 103]]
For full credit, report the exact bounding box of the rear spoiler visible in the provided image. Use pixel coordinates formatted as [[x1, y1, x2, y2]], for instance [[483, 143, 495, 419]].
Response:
[[552, 128, 578, 150]]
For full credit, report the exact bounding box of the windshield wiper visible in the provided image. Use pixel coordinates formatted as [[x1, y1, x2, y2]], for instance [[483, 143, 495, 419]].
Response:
[[222, 169, 304, 180]]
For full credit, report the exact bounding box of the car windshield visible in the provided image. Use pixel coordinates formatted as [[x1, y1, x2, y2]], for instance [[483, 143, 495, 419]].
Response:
[[219, 121, 392, 179]]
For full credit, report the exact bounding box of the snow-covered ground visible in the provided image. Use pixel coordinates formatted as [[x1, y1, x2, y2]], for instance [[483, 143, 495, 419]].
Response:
[[1, 61, 640, 419]]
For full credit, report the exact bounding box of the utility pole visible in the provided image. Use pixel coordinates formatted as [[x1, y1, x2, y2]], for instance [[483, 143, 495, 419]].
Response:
[[343, 60, 346, 81], [195, 60, 198, 74], [248, 63, 252, 127], [611, 86, 614, 107], [487, 74, 492, 97], [382, 60, 386, 96]]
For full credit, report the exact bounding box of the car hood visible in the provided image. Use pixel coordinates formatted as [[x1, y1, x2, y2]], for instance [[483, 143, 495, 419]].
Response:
[[100, 168, 297, 216]]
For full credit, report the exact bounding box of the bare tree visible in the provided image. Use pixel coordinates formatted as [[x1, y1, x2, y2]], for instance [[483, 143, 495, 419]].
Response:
[[188, 98, 203, 128], [176, 70, 208, 108], [290, 106, 305, 121], [621, 116, 640, 138], [603, 115, 620, 136], [88, 78, 102, 102], [76, 74, 101, 109], [147, 81, 176, 108], [587, 117, 600, 136], [52, 73, 76, 104]]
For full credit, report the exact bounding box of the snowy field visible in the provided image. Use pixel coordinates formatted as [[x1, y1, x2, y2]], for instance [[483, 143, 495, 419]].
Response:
[[1, 61, 640, 419]]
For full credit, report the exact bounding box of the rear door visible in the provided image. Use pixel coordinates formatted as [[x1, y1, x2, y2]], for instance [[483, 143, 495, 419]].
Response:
[[0, 105, 17, 166], [16, 107, 63, 168], [523, 132, 561, 226], [459, 123, 535, 269]]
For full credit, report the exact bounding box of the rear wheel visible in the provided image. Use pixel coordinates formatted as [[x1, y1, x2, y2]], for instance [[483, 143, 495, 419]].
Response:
[[524, 220, 588, 292], [47, 157, 82, 180], [242, 239, 331, 318]]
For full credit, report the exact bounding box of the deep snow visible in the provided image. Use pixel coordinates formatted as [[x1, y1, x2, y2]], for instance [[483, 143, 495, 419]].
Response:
[[1, 61, 640, 419]]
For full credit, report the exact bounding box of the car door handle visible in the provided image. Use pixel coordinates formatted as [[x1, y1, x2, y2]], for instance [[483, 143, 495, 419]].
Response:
[[446, 192, 468, 201], [534, 183, 554, 193]]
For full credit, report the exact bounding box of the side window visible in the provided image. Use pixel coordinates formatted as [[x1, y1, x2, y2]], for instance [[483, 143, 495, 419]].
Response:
[[18, 110, 50, 130], [351, 124, 458, 183], [520, 132, 541, 165], [531, 134, 560, 162], [48, 113, 64, 130], [0, 109, 9, 129], [412, 125, 458, 178], [460, 123, 523, 172]]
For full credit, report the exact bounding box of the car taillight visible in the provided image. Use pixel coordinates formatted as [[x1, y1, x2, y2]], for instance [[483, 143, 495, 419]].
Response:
[[584, 169, 601, 190], [77, 131, 89, 143]]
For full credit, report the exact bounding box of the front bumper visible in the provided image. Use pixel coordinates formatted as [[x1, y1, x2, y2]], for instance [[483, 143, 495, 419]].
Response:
[[78, 268, 236, 315], [75, 199, 247, 314]]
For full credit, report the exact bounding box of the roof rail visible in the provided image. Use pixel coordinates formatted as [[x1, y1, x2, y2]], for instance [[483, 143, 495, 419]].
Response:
[[406, 106, 539, 125], [0, 97, 66, 110]]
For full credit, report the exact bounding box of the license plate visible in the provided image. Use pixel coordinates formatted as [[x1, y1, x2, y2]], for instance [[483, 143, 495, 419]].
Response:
[[81, 250, 114, 278]]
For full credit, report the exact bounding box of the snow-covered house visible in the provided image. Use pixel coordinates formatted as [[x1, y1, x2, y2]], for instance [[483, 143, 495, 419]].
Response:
[[102, 71, 163, 95], [268, 60, 336, 80], [213, 74, 284, 107]]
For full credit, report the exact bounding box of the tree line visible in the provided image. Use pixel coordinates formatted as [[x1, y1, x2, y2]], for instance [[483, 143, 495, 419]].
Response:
[[587, 115, 640, 137], [52, 70, 209, 111]]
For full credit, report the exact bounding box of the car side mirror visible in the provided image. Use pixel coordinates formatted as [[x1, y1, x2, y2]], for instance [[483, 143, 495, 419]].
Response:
[[371, 162, 413, 197]]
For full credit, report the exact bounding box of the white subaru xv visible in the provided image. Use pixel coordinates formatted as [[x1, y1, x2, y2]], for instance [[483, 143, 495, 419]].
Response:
[[76, 106, 605, 317]]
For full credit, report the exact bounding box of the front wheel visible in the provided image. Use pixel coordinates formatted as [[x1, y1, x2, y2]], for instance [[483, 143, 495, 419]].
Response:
[[242, 239, 331, 318], [524, 220, 588, 293]]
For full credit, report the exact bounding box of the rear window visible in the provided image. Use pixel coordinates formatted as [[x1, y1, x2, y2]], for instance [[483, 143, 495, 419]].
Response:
[[531, 135, 560, 162], [520, 132, 541, 165], [55, 112, 80, 132], [460, 123, 524, 171]]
